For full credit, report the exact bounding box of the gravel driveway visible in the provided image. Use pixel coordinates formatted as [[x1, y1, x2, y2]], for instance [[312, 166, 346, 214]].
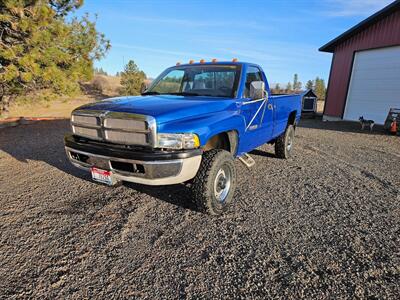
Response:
[[0, 119, 399, 299]]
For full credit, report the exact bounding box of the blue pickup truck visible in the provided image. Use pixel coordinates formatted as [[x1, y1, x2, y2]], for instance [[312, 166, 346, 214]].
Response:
[[65, 60, 302, 214]]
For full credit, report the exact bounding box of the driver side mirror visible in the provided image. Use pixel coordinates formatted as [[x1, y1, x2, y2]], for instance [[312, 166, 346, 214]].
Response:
[[140, 82, 148, 94], [250, 81, 267, 100]]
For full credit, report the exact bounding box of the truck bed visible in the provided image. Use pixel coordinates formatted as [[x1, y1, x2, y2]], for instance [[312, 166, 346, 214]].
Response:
[[270, 94, 302, 138]]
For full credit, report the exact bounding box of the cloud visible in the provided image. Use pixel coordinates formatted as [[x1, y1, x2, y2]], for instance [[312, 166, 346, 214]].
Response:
[[111, 40, 331, 82], [324, 0, 393, 17], [124, 16, 220, 27], [120, 15, 267, 31], [112, 43, 209, 59], [215, 48, 279, 62]]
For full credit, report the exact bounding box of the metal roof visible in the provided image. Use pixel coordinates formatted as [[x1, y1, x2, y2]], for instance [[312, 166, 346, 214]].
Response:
[[319, 0, 400, 53], [301, 89, 317, 98]]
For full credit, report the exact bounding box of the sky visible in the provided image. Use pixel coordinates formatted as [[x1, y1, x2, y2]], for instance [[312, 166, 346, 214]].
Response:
[[76, 0, 394, 85]]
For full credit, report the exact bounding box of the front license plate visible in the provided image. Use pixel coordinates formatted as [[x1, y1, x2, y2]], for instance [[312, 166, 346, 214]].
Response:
[[91, 167, 113, 185]]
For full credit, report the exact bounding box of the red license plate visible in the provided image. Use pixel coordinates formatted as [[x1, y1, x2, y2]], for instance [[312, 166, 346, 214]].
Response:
[[91, 167, 113, 185]]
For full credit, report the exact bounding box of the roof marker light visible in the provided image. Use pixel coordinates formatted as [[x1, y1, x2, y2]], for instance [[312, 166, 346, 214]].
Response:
[[211, 58, 217, 62], [232, 58, 238, 62], [176, 62, 181, 66], [189, 60, 194, 64], [199, 59, 205, 63]]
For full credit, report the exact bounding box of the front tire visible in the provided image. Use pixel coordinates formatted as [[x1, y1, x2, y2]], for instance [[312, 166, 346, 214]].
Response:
[[190, 149, 237, 215], [275, 124, 295, 159]]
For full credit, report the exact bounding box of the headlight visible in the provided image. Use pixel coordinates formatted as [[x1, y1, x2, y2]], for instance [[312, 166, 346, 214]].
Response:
[[157, 133, 200, 149]]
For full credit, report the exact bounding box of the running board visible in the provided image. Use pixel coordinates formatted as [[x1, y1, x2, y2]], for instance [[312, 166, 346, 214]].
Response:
[[238, 153, 255, 168]]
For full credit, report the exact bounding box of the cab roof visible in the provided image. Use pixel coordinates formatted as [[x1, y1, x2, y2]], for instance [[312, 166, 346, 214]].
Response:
[[171, 61, 261, 69]]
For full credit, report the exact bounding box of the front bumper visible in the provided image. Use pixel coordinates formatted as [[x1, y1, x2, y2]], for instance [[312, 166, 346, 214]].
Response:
[[64, 134, 202, 186]]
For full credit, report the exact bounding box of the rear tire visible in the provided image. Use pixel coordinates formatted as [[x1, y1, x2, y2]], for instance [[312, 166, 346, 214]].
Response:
[[190, 149, 237, 215], [275, 125, 295, 159]]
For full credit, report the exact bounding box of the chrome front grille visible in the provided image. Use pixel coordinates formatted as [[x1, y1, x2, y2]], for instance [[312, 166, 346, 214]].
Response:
[[71, 110, 156, 146], [103, 118, 146, 131], [73, 126, 102, 139], [103, 130, 148, 145], [71, 114, 99, 126]]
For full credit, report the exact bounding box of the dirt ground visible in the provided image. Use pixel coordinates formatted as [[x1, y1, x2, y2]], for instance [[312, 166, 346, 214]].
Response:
[[6, 99, 95, 119], [0, 119, 399, 299]]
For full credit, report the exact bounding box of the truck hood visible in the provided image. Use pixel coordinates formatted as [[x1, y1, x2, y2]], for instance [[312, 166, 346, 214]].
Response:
[[77, 95, 235, 124]]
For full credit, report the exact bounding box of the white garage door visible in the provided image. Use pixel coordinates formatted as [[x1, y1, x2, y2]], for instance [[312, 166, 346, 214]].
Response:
[[344, 45, 400, 124]]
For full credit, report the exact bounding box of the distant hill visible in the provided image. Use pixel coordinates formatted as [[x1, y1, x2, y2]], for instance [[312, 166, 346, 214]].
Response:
[[7, 75, 151, 119], [81, 74, 122, 99]]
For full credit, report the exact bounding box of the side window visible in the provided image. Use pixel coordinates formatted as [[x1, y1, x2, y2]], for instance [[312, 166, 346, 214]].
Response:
[[192, 71, 236, 91], [193, 72, 209, 90], [152, 69, 184, 94], [244, 66, 263, 98]]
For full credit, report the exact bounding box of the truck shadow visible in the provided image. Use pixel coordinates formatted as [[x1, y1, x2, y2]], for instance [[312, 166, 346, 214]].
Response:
[[123, 182, 199, 211], [250, 149, 276, 158], [0, 119, 91, 180], [298, 118, 387, 135], [0, 119, 200, 212]]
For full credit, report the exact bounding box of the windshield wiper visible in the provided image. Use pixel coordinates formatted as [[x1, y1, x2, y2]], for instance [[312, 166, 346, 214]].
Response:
[[167, 92, 200, 96], [200, 94, 226, 97], [141, 91, 201, 96], [141, 91, 160, 95]]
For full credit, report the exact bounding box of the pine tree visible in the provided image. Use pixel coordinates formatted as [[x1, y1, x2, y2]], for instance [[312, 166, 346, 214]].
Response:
[[314, 77, 326, 101], [273, 83, 281, 93], [0, 0, 110, 115], [49, 0, 84, 17], [286, 82, 293, 93], [94, 67, 108, 76], [306, 80, 314, 90], [293, 74, 302, 92], [120, 60, 146, 95]]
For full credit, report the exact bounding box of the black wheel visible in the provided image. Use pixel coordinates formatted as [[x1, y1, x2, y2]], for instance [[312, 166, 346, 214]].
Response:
[[275, 125, 295, 159], [190, 149, 237, 215]]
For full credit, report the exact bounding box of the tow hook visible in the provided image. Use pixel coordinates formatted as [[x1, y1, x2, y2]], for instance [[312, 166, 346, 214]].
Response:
[[238, 153, 255, 168]]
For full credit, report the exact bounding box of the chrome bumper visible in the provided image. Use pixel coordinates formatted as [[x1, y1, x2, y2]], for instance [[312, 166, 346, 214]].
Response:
[[65, 146, 202, 186]]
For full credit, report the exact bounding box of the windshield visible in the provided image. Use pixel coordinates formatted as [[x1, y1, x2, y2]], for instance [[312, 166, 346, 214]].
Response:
[[146, 65, 240, 98]]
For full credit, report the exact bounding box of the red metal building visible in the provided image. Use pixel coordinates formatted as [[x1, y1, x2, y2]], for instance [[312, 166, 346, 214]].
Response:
[[320, 0, 400, 124]]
